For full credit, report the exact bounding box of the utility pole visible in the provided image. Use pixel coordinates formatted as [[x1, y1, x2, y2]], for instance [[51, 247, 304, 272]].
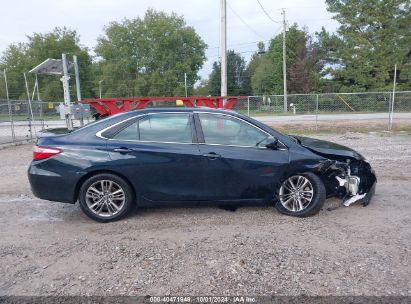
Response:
[[73, 56, 81, 101], [220, 0, 227, 101], [61, 53, 73, 130], [73, 55, 84, 126], [99, 80, 104, 98], [282, 8, 287, 112], [184, 73, 188, 97]]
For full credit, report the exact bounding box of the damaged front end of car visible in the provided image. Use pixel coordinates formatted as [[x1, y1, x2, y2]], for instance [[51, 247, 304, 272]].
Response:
[[316, 158, 377, 207], [290, 135, 377, 207]]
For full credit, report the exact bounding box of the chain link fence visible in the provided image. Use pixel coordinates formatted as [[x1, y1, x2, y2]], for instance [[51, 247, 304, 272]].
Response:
[[230, 91, 411, 115], [1, 91, 410, 145], [0, 100, 91, 145], [230, 91, 411, 133]]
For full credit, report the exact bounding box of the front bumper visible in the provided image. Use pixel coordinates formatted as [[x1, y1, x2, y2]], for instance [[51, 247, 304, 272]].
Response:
[[343, 175, 377, 207], [359, 180, 376, 206]]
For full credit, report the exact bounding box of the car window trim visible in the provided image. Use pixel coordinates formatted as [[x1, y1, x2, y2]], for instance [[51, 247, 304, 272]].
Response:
[[96, 116, 137, 139], [105, 117, 139, 139], [194, 111, 287, 149], [107, 138, 197, 145], [96, 112, 197, 145]]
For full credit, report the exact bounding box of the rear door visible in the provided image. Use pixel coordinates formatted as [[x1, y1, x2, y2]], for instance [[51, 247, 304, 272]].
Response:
[[195, 112, 289, 202], [105, 112, 206, 202]]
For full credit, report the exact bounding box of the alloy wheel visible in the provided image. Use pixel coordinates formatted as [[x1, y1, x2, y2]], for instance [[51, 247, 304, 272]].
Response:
[[85, 180, 126, 217], [279, 175, 314, 212]]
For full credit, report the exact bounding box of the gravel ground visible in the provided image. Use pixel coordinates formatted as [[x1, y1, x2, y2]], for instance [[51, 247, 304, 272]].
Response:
[[0, 132, 410, 296]]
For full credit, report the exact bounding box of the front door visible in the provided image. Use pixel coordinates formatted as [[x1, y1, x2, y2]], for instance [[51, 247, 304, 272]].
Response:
[[195, 113, 289, 202]]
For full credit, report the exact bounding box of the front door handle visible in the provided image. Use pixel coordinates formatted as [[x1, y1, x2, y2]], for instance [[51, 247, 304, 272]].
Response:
[[113, 147, 133, 153], [203, 152, 221, 159]]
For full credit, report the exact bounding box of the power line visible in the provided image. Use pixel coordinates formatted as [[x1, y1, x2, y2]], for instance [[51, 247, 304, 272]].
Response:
[[227, 1, 267, 40], [256, 0, 280, 24]]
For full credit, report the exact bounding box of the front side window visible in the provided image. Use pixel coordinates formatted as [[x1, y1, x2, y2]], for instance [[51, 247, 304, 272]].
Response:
[[113, 113, 192, 143], [198, 114, 268, 147]]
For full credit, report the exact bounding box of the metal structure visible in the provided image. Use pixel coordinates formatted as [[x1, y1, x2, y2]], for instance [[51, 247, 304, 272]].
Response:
[[2, 70, 15, 140], [80, 96, 243, 116], [389, 64, 397, 130], [23, 72, 34, 141], [73, 55, 85, 126], [73, 56, 82, 101], [61, 53, 73, 130], [29, 58, 72, 75], [29, 54, 76, 130]]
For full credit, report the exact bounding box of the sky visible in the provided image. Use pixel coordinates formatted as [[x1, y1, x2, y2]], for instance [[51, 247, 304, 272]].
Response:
[[0, 0, 339, 79]]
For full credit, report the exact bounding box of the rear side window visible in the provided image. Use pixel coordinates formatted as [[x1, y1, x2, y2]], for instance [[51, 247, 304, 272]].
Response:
[[112, 113, 192, 143]]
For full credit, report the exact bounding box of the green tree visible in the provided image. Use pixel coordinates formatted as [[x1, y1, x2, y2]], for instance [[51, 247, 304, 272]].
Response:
[[0, 27, 93, 101], [250, 25, 322, 95], [318, 0, 411, 91], [95, 9, 207, 97], [194, 79, 210, 95], [208, 50, 249, 95], [243, 42, 266, 95], [287, 30, 323, 93], [208, 62, 221, 96], [251, 56, 276, 94]]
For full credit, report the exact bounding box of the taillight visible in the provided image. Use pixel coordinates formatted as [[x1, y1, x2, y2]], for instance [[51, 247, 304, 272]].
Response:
[[33, 146, 62, 160]]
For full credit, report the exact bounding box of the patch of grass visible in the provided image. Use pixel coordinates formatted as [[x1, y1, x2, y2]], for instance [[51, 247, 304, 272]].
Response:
[[235, 110, 295, 117], [392, 123, 411, 132]]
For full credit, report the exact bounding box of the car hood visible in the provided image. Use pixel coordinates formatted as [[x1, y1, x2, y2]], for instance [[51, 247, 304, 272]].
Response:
[[292, 135, 364, 160]]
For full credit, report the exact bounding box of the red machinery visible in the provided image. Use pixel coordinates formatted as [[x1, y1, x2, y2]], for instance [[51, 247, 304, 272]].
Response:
[[81, 96, 244, 116]]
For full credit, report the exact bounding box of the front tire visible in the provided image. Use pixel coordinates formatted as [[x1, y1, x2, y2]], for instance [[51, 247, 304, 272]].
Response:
[[275, 172, 326, 217], [78, 173, 135, 222]]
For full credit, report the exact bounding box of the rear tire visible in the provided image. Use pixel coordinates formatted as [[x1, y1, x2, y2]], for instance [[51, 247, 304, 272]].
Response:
[[275, 172, 325, 217], [78, 173, 135, 222]]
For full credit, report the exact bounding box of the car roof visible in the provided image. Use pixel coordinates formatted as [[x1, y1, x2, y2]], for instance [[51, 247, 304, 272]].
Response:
[[128, 107, 239, 115]]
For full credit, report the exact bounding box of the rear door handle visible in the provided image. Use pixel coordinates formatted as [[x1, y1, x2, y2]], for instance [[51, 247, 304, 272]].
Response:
[[202, 152, 221, 159], [113, 147, 133, 153]]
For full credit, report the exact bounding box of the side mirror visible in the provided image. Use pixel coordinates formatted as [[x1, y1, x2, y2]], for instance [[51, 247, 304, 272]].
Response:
[[265, 136, 279, 149]]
